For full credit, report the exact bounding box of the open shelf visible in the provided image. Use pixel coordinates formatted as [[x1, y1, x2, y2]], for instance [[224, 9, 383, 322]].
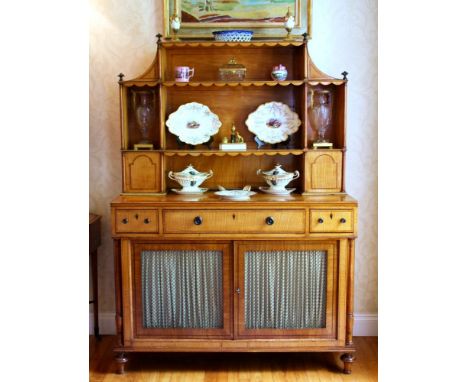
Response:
[[163, 80, 305, 87], [118, 40, 347, 194], [163, 148, 306, 157], [161, 41, 305, 48]]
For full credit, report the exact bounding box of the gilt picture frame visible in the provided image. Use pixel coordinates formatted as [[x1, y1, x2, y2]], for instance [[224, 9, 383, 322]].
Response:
[[163, 0, 312, 40]]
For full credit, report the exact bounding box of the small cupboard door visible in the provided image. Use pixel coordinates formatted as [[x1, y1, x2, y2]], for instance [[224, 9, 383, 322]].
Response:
[[235, 241, 340, 339], [122, 241, 232, 341]]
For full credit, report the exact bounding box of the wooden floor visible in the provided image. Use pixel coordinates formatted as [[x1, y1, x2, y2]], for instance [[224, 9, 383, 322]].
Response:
[[90, 336, 377, 382]]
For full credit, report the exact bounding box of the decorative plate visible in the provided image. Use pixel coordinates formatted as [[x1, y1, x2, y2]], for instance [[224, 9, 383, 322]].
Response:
[[166, 102, 222, 145], [213, 30, 253, 42], [245, 102, 301, 144], [214, 190, 256, 200], [259, 186, 296, 195], [171, 188, 208, 195]]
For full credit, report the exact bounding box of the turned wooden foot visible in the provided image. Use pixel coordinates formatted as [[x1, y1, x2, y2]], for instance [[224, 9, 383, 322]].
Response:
[[340, 353, 356, 374], [115, 352, 128, 374]]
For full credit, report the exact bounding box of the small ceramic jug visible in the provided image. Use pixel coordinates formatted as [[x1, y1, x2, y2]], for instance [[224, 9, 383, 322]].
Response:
[[271, 64, 288, 81], [175, 66, 195, 82]]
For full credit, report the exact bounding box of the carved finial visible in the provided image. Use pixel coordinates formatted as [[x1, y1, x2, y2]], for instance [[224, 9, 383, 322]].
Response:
[[118, 73, 124, 82], [342, 71, 348, 80], [302, 32, 309, 42], [156, 33, 163, 44]]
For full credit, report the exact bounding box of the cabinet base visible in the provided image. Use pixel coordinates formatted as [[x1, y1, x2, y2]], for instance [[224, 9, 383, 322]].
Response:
[[113, 346, 356, 375], [341, 352, 356, 374]]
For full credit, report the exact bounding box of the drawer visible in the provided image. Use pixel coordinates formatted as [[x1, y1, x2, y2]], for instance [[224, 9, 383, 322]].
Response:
[[310, 210, 354, 233], [163, 209, 305, 234], [115, 209, 158, 233]]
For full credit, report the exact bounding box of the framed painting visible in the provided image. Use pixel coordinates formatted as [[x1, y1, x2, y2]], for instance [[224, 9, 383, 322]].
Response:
[[163, 0, 312, 40]]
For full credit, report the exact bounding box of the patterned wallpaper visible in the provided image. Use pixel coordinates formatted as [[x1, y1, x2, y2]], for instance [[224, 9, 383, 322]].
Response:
[[89, 0, 377, 316]]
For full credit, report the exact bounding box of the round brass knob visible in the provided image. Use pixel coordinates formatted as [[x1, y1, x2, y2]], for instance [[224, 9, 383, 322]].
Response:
[[121, 218, 128, 224], [340, 218, 346, 223], [318, 218, 324, 224], [265, 216, 275, 225], [194, 216, 203, 225], [144, 218, 150, 224]]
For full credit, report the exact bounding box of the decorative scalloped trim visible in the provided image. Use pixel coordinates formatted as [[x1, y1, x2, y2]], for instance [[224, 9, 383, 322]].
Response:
[[307, 80, 346, 86], [121, 81, 160, 87], [163, 80, 305, 87], [163, 150, 304, 157], [162, 41, 304, 48]]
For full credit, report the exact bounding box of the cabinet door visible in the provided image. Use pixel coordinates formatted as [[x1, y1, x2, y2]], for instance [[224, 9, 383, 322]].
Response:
[[122, 152, 162, 193], [235, 241, 342, 339], [122, 241, 232, 341]]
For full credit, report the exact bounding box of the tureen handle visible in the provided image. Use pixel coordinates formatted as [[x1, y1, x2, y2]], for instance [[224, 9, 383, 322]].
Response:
[[206, 170, 214, 179], [256, 169, 263, 176], [292, 170, 300, 180], [168, 171, 176, 180]]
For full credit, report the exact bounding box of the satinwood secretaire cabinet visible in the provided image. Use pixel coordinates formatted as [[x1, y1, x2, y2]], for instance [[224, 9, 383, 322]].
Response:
[[110, 34, 358, 374]]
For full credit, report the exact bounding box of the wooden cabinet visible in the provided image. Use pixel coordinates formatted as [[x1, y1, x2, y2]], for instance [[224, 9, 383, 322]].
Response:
[[111, 37, 358, 375], [117, 40, 348, 194]]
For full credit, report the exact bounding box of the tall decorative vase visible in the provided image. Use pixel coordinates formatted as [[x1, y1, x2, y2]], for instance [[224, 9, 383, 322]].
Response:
[[132, 90, 154, 149], [311, 89, 333, 148]]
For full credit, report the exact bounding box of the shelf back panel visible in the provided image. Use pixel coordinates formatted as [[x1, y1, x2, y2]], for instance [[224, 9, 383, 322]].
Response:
[[164, 85, 305, 150], [164, 154, 303, 191], [163, 46, 305, 82]]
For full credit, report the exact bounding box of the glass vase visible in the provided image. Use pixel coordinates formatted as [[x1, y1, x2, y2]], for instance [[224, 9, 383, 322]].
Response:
[[311, 89, 332, 143], [132, 90, 154, 145]]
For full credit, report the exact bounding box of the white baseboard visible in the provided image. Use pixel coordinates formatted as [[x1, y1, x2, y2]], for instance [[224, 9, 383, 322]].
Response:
[[89, 312, 377, 336], [353, 313, 378, 336]]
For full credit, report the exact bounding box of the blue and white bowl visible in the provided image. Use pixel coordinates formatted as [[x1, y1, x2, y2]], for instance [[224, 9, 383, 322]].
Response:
[[213, 30, 253, 42]]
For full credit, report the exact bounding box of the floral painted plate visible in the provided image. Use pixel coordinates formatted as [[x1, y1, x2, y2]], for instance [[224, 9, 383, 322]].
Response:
[[166, 102, 222, 145], [245, 102, 301, 144]]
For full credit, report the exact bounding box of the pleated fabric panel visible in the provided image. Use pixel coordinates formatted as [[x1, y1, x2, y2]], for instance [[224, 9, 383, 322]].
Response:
[[245, 250, 327, 329], [141, 250, 223, 329]]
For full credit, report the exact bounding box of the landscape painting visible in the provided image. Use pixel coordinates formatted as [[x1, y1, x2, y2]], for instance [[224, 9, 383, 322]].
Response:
[[180, 0, 297, 24], [164, 0, 310, 39]]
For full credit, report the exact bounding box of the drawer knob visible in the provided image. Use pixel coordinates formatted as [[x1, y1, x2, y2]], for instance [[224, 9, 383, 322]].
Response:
[[318, 218, 324, 224], [121, 218, 128, 224], [193, 216, 203, 225], [265, 216, 275, 225], [144, 218, 150, 224], [340, 218, 347, 223]]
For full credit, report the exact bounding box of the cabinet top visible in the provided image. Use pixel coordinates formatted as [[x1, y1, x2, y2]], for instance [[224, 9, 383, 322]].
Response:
[[159, 41, 306, 48], [111, 193, 357, 207]]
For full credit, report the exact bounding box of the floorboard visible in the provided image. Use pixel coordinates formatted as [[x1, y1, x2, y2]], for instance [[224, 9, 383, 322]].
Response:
[[89, 336, 377, 382]]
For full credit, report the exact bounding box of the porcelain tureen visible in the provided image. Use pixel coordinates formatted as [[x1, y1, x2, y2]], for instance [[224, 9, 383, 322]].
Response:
[[168, 164, 213, 193], [257, 164, 300, 190]]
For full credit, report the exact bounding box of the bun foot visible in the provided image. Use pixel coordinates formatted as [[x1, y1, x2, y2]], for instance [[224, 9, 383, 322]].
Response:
[[340, 353, 355, 374], [115, 352, 128, 374]]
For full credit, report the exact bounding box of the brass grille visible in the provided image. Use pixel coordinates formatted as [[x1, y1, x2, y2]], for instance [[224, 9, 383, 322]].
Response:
[[245, 250, 327, 329], [141, 250, 223, 329]]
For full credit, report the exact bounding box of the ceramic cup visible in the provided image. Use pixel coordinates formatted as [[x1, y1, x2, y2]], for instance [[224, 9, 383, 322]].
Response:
[[175, 66, 195, 82]]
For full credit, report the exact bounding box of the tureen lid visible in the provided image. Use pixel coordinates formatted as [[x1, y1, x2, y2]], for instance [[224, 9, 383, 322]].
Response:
[[174, 164, 209, 177], [258, 164, 291, 176]]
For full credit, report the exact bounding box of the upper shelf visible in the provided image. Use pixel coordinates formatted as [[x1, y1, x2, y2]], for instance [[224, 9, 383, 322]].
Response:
[[163, 80, 305, 87], [120, 79, 346, 87], [161, 41, 306, 48]]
